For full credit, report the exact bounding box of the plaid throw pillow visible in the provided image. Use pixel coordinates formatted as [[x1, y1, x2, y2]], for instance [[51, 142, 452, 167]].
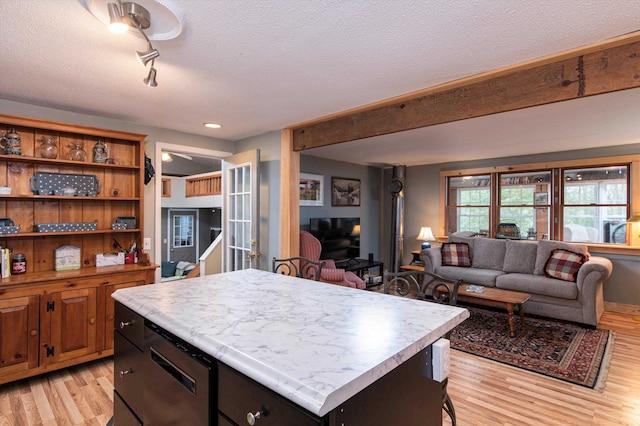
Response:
[[544, 249, 588, 282], [441, 243, 471, 267]]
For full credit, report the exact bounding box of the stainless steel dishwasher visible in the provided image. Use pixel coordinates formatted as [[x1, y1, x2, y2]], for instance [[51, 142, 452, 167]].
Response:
[[144, 320, 214, 425]]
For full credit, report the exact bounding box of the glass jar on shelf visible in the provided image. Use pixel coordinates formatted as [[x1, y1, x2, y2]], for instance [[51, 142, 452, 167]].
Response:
[[92, 139, 109, 163], [0, 130, 6, 154], [68, 142, 87, 161], [36, 137, 58, 159], [4, 128, 21, 155]]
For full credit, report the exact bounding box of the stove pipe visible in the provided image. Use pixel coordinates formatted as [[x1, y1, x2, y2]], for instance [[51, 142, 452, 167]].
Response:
[[389, 166, 406, 273]]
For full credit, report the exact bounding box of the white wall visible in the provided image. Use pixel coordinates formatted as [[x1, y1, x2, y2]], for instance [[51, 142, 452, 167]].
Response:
[[300, 155, 383, 263]]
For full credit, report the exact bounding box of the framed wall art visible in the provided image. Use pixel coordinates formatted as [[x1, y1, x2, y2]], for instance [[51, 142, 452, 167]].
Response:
[[534, 192, 548, 205], [299, 173, 324, 206], [331, 177, 361, 207]]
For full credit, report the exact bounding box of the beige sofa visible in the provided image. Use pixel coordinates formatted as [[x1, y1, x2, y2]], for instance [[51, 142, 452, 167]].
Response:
[[421, 234, 613, 326]]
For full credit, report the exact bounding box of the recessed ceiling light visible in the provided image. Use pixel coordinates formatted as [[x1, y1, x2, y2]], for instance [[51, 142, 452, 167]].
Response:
[[204, 123, 222, 129]]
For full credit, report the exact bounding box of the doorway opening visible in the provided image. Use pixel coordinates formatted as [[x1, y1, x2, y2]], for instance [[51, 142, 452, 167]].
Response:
[[153, 142, 231, 282]]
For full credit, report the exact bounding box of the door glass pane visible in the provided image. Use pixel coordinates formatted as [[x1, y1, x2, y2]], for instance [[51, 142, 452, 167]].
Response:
[[243, 194, 250, 220]]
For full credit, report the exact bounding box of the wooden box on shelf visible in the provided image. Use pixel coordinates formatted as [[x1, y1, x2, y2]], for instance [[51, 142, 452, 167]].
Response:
[[0, 113, 157, 385]]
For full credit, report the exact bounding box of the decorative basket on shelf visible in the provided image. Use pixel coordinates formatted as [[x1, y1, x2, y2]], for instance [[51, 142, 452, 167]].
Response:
[[115, 216, 137, 229], [0, 225, 20, 234], [34, 220, 98, 233], [30, 172, 101, 196], [0, 218, 19, 234]]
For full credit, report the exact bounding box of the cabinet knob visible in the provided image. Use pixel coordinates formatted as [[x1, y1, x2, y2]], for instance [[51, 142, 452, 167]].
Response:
[[120, 320, 135, 329], [246, 408, 268, 425], [30, 329, 37, 336], [119, 368, 134, 377], [89, 318, 95, 325]]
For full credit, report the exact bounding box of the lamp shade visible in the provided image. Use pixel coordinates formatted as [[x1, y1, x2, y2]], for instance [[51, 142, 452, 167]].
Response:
[[144, 66, 158, 87], [136, 48, 160, 66], [107, 3, 129, 33], [417, 227, 435, 249], [417, 227, 435, 241]]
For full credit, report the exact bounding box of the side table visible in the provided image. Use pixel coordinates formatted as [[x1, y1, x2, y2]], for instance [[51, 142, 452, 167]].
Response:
[[335, 258, 384, 288]]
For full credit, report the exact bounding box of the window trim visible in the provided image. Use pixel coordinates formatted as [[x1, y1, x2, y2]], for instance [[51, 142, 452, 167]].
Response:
[[440, 154, 640, 254]]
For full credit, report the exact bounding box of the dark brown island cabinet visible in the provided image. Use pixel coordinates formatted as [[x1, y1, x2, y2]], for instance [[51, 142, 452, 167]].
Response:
[[115, 301, 443, 425], [112, 269, 467, 426]]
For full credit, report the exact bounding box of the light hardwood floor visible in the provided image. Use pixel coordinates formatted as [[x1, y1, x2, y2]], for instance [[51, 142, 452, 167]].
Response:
[[0, 310, 638, 425]]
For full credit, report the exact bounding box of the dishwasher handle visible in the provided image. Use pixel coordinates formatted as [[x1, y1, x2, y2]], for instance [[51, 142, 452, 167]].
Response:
[[150, 347, 197, 394]]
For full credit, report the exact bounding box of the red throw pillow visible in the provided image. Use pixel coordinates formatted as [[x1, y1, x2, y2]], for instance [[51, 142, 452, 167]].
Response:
[[544, 249, 588, 282], [441, 243, 471, 267]]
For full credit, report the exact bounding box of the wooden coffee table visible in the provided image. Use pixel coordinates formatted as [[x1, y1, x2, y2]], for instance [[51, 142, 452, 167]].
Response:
[[440, 284, 531, 337]]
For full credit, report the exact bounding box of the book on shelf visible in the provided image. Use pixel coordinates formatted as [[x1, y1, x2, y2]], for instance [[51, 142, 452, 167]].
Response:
[[0, 247, 11, 278]]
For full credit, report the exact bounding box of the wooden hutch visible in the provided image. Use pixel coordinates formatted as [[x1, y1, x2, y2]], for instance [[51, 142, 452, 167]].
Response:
[[0, 114, 156, 385]]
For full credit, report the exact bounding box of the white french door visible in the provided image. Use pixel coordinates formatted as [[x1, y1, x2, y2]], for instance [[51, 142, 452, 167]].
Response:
[[222, 149, 260, 271]]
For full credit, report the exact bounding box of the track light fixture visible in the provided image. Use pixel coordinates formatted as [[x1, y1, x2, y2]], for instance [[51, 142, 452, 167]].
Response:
[[107, 3, 128, 33], [144, 61, 158, 87], [107, 1, 160, 87], [136, 46, 159, 66]]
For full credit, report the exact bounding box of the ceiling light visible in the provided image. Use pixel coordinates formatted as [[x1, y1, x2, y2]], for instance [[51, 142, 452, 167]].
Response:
[[93, 1, 172, 87], [121, 1, 150, 29], [144, 64, 158, 87], [107, 3, 128, 33], [136, 47, 160, 66], [161, 152, 172, 162], [204, 123, 222, 129]]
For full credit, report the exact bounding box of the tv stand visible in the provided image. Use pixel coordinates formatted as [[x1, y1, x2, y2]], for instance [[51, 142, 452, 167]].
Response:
[[335, 258, 384, 288]]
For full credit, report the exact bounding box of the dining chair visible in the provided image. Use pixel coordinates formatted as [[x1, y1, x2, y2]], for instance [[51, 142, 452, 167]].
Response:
[[272, 256, 325, 281], [383, 269, 463, 426]]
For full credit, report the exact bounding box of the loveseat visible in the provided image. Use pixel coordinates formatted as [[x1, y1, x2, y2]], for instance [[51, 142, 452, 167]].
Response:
[[421, 233, 613, 326]]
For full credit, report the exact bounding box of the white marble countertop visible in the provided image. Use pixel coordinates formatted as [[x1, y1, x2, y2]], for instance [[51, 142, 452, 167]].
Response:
[[112, 268, 468, 417]]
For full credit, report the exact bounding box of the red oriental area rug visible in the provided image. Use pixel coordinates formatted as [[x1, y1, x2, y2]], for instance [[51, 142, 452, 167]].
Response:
[[449, 307, 614, 390]]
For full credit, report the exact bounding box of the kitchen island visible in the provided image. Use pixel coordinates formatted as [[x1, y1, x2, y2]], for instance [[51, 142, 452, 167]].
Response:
[[112, 268, 469, 425]]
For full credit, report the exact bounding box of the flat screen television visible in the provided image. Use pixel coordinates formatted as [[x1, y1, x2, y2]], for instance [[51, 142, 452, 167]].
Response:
[[309, 217, 360, 261]]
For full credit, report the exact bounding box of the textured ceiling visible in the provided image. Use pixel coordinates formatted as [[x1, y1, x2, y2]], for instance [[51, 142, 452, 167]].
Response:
[[0, 0, 639, 167]]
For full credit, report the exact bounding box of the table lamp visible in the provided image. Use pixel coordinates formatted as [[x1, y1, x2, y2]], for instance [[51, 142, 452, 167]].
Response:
[[417, 226, 436, 249]]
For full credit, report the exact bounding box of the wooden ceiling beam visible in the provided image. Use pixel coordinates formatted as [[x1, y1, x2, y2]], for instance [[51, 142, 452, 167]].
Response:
[[290, 33, 640, 151]]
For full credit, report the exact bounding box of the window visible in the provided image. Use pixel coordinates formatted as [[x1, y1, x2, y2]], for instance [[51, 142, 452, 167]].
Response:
[[446, 175, 490, 235], [563, 166, 628, 243], [173, 215, 194, 247], [499, 172, 551, 240], [441, 159, 633, 246]]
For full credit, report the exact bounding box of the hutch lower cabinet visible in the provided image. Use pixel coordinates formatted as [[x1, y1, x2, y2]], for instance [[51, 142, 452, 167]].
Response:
[[0, 267, 155, 384]]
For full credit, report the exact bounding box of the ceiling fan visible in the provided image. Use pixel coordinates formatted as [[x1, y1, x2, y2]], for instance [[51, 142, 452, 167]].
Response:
[[162, 151, 193, 162]]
